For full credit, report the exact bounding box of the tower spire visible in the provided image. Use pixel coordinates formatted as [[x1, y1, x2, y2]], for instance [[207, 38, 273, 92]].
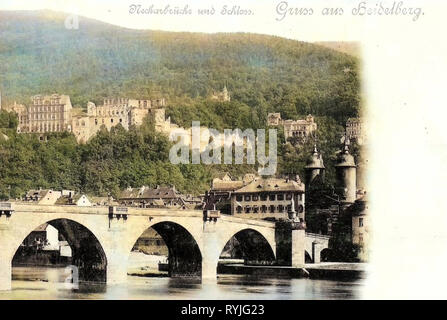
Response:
[[313, 134, 318, 154], [335, 130, 356, 203], [305, 137, 325, 186]]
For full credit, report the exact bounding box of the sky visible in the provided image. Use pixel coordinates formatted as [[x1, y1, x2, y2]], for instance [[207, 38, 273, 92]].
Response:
[[0, 0, 371, 41]]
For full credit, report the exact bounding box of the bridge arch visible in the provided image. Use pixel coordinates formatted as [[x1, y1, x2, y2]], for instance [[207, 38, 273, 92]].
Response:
[[9, 218, 108, 283], [128, 218, 203, 277], [305, 233, 330, 264], [219, 228, 276, 264]]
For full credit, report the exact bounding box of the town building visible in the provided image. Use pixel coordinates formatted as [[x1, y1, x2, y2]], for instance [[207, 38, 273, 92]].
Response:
[[348, 192, 369, 262], [204, 173, 306, 221], [131, 228, 168, 256], [14, 223, 72, 266], [21, 223, 59, 251], [346, 117, 367, 145], [230, 176, 306, 221], [267, 113, 317, 144], [56, 194, 92, 207], [6, 94, 73, 137], [118, 185, 201, 209], [204, 173, 256, 214], [23, 189, 96, 207], [23, 189, 62, 205]]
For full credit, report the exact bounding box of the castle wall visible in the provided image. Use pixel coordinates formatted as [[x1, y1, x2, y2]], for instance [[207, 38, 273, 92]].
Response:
[[7, 95, 167, 143]]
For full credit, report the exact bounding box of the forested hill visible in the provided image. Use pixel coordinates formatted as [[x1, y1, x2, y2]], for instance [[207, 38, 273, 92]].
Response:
[[0, 10, 360, 125]]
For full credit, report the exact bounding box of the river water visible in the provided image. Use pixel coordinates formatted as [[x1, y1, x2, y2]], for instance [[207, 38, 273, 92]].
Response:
[[0, 267, 365, 299]]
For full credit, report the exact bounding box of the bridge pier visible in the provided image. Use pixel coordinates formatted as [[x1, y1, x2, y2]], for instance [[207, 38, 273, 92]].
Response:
[[306, 234, 330, 264], [107, 260, 128, 285], [275, 221, 306, 267], [201, 217, 220, 280], [104, 230, 130, 285], [291, 229, 306, 268], [312, 242, 323, 264]]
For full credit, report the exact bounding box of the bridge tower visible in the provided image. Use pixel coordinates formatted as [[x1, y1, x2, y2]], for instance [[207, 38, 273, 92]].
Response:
[[335, 136, 357, 204], [304, 144, 325, 186], [275, 198, 306, 268]]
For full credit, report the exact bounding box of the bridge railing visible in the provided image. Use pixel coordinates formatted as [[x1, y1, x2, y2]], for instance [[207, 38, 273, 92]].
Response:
[[0, 202, 14, 217], [0, 202, 13, 209]]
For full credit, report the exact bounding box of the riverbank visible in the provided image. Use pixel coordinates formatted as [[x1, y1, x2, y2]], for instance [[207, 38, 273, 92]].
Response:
[[218, 262, 367, 281], [127, 251, 168, 277], [305, 263, 367, 280], [127, 252, 367, 280]]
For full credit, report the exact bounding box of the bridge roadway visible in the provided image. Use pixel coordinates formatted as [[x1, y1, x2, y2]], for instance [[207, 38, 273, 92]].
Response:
[[0, 203, 328, 291]]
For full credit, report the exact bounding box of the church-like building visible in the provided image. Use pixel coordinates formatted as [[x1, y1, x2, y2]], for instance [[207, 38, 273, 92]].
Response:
[[210, 86, 231, 102]]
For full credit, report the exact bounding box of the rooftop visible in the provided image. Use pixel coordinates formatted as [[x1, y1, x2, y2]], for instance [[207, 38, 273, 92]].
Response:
[[119, 186, 182, 200], [234, 177, 305, 194]]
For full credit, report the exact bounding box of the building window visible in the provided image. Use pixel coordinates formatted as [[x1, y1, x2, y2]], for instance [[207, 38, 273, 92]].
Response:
[[236, 195, 243, 202], [261, 205, 267, 213], [244, 195, 251, 201], [253, 206, 259, 213], [278, 205, 284, 213], [245, 206, 251, 213], [277, 194, 284, 201], [269, 194, 276, 201], [252, 195, 258, 201], [269, 205, 275, 213], [286, 194, 292, 200], [236, 206, 242, 214], [359, 217, 364, 227], [111, 119, 114, 123], [260, 194, 268, 201]]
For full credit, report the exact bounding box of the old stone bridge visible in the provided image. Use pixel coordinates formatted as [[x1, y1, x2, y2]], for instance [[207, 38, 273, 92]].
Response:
[[0, 203, 328, 291]]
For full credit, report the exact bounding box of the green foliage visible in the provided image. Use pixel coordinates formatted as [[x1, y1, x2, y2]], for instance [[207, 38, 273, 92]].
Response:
[[166, 100, 262, 131], [278, 116, 346, 186], [0, 119, 212, 199], [0, 11, 362, 200], [0, 110, 18, 129], [0, 11, 360, 127]]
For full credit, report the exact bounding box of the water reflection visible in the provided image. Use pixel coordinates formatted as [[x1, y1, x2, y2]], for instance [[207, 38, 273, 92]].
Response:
[[0, 267, 364, 300]]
